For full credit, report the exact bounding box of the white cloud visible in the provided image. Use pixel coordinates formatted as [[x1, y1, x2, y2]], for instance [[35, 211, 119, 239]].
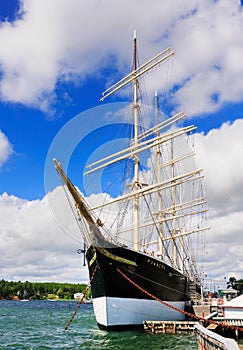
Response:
[[167, 0, 243, 115], [192, 119, 243, 283], [194, 119, 243, 216], [0, 0, 243, 286], [0, 0, 243, 115], [0, 130, 13, 168], [1, 120, 243, 284], [0, 190, 88, 282]]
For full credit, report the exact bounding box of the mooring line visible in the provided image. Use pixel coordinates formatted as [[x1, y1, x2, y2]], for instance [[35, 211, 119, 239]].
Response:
[[117, 267, 194, 317], [116, 267, 240, 331], [64, 265, 98, 332]]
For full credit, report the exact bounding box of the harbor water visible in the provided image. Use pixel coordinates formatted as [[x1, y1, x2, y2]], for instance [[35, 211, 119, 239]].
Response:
[[0, 300, 197, 349]]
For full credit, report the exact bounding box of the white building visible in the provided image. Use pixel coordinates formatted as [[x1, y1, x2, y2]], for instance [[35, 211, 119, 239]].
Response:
[[223, 294, 243, 319], [74, 292, 84, 300], [222, 287, 238, 301]]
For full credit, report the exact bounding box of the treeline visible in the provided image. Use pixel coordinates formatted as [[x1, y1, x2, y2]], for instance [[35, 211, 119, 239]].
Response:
[[0, 279, 89, 300], [227, 277, 243, 294]]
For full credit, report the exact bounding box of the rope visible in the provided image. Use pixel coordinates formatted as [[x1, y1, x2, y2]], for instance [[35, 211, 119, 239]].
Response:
[[117, 267, 193, 316], [116, 267, 241, 332], [64, 265, 98, 332]]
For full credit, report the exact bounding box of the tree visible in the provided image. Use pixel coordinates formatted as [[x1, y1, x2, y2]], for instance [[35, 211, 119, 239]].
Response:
[[227, 276, 236, 289], [0, 279, 89, 300], [227, 277, 243, 294]]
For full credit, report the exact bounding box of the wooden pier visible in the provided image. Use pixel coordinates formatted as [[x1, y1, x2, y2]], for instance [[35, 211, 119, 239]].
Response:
[[195, 324, 240, 350], [143, 320, 199, 334]]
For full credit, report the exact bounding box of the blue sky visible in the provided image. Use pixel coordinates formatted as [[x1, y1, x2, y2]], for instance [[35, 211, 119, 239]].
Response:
[[0, 0, 243, 284], [0, 0, 242, 200]]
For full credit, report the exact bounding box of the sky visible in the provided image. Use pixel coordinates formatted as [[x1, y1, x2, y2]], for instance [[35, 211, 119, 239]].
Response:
[[0, 0, 243, 289]]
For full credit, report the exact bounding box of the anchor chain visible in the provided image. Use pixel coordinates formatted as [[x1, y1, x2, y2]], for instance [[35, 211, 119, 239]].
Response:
[[64, 264, 98, 332], [116, 267, 241, 332]]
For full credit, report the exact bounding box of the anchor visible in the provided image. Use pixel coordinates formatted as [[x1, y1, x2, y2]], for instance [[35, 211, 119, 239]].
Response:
[[77, 242, 86, 266]]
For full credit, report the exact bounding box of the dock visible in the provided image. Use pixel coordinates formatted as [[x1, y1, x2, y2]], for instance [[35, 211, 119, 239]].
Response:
[[143, 300, 243, 349], [195, 324, 240, 350], [143, 320, 199, 334], [143, 304, 212, 334], [144, 320, 242, 349]]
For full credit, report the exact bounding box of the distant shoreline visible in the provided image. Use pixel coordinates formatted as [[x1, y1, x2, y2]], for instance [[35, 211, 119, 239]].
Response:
[[0, 279, 90, 301]]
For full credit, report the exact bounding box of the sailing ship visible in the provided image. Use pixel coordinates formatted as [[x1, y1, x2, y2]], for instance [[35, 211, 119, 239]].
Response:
[[54, 32, 209, 330]]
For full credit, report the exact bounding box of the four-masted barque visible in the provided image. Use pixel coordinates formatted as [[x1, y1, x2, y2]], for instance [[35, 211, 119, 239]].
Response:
[[54, 32, 209, 330]]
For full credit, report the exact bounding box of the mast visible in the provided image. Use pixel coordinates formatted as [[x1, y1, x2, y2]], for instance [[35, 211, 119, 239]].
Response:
[[133, 30, 139, 251], [171, 137, 177, 267], [155, 91, 163, 257], [53, 159, 96, 226], [53, 158, 109, 248], [100, 33, 175, 251]]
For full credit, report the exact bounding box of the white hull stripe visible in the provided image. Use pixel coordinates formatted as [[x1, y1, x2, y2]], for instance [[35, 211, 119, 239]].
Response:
[[93, 296, 185, 327]]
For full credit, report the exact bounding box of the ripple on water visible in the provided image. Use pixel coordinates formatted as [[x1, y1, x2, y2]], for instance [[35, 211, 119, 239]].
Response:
[[0, 300, 197, 349]]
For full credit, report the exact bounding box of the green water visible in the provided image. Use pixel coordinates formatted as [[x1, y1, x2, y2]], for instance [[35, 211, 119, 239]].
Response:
[[0, 300, 197, 349]]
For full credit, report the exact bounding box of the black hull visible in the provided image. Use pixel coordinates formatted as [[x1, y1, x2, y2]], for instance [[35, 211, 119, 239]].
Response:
[[86, 245, 187, 301], [86, 245, 193, 328]]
